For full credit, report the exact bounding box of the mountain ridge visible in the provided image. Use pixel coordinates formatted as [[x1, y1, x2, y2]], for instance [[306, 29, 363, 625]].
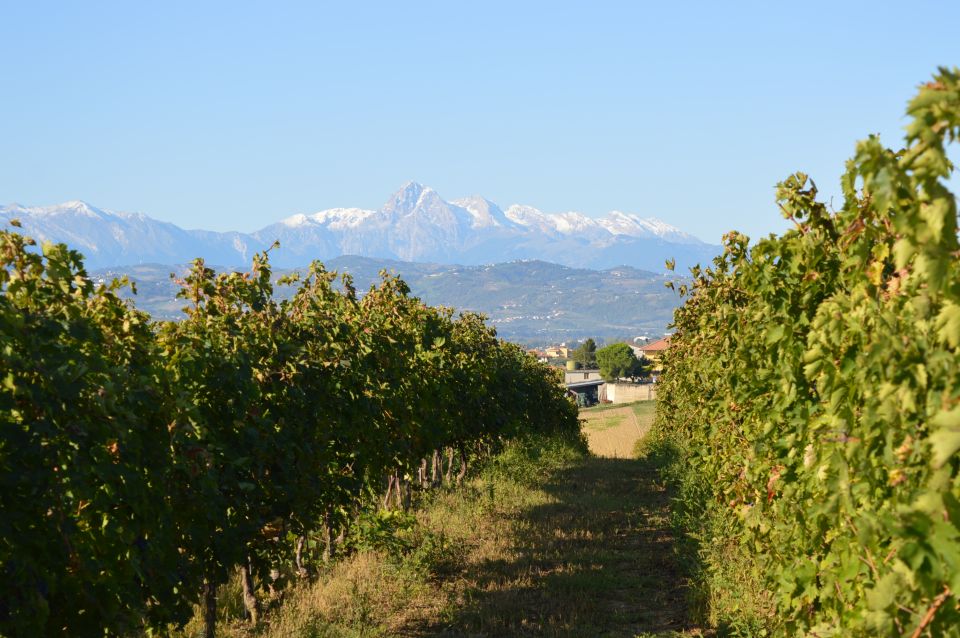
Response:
[[1, 182, 719, 271], [92, 256, 681, 344]]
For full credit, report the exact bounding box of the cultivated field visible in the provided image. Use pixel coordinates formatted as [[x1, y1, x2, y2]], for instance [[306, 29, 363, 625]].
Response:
[[580, 401, 656, 458]]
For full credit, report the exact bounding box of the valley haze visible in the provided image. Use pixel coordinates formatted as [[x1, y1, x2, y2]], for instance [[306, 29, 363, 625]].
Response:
[[92, 258, 682, 344]]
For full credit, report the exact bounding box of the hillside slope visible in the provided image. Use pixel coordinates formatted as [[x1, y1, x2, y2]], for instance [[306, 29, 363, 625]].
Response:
[[93, 257, 681, 342]]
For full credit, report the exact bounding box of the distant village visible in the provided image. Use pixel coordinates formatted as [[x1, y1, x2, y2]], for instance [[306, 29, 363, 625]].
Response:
[[526, 336, 671, 407]]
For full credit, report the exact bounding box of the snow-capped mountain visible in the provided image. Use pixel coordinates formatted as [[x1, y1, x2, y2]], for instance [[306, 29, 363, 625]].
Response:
[[0, 182, 718, 271], [597, 210, 702, 244], [0, 200, 259, 267]]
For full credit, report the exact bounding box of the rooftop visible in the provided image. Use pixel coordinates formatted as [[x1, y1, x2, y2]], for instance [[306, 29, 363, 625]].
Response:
[[639, 336, 671, 352]]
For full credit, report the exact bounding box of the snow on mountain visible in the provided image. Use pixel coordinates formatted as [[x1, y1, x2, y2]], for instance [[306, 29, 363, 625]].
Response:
[[502, 204, 696, 244], [277, 208, 375, 230], [0, 200, 248, 267], [0, 183, 717, 271], [450, 196, 516, 229], [280, 213, 311, 227], [314, 208, 375, 229], [598, 210, 701, 244], [503, 204, 558, 235]]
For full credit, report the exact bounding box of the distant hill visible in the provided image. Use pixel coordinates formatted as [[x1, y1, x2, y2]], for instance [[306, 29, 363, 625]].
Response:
[[2, 182, 719, 273], [92, 257, 682, 343]]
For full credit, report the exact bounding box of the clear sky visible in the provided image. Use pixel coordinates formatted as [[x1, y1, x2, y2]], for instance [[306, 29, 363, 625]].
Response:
[[2, 1, 957, 244]]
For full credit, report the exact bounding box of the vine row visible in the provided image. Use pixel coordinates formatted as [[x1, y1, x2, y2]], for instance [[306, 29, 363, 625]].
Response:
[[656, 67, 960, 636], [0, 230, 578, 636]]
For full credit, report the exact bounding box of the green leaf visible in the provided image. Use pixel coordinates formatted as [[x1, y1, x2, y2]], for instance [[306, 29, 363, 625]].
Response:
[[765, 325, 785, 345], [893, 238, 916, 269], [866, 572, 900, 611], [929, 406, 960, 467], [935, 302, 960, 349]]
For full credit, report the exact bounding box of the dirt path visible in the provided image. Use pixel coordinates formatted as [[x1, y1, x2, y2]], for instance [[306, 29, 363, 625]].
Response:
[[411, 402, 701, 637]]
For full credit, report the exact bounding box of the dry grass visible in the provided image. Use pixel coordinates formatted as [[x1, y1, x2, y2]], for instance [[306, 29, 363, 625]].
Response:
[[248, 551, 441, 637], [580, 402, 654, 459]]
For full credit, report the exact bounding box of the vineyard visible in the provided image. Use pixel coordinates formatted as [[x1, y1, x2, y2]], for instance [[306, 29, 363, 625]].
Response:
[[0, 229, 578, 636], [655, 68, 960, 635], [6, 66, 960, 638]]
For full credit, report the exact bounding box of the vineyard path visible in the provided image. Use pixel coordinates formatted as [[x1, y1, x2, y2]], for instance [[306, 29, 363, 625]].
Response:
[[409, 401, 702, 637]]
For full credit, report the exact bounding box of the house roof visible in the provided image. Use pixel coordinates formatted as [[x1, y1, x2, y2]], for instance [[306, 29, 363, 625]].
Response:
[[566, 379, 605, 389], [639, 336, 671, 353]]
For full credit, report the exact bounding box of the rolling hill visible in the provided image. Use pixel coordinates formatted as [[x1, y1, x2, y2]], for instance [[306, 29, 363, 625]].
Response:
[[93, 257, 681, 343]]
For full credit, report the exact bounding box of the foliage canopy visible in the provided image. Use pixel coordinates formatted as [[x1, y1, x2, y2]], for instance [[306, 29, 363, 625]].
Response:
[[595, 342, 645, 381], [655, 67, 960, 636], [0, 230, 579, 636], [572, 338, 597, 368]]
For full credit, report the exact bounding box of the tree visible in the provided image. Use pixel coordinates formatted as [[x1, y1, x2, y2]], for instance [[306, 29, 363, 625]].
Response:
[[595, 342, 645, 381], [571, 338, 597, 368]]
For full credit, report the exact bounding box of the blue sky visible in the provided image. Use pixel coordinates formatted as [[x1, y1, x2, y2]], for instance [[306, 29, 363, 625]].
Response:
[[1, 1, 957, 243]]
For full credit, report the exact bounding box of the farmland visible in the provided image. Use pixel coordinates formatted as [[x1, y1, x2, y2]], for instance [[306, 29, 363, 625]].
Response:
[[2, 67, 960, 638], [0, 228, 578, 637]]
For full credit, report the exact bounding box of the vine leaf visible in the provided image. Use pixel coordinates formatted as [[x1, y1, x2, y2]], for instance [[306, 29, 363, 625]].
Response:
[[935, 302, 960, 348], [930, 407, 960, 467]]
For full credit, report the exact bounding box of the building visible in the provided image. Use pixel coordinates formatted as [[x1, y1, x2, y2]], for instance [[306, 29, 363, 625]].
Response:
[[544, 345, 570, 359], [565, 378, 605, 407], [637, 336, 671, 367], [605, 381, 657, 403], [526, 348, 549, 363], [564, 369, 603, 385], [639, 335, 670, 380]]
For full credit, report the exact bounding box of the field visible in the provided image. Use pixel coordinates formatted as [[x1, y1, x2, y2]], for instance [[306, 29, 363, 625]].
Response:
[[579, 401, 655, 458]]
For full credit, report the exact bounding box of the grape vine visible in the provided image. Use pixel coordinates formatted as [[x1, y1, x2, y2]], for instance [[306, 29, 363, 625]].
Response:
[[656, 67, 960, 636], [0, 231, 579, 636]]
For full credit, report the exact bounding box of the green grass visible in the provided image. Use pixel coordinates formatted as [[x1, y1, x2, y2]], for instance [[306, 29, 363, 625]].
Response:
[[581, 413, 626, 431], [580, 399, 648, 413], [629, 400, 657, 419], [640, 418, 774, 637]]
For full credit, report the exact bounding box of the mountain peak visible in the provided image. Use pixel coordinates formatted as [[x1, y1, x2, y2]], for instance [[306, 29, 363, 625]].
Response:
[[382, 181, 452, 220], [62, 199, 94, 209], [32, 200, 106, 219], [398, 180, 426, 198], [382, 181, 428, 214], [452, 195, 513, 229], [280, 212, 311, 227]]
